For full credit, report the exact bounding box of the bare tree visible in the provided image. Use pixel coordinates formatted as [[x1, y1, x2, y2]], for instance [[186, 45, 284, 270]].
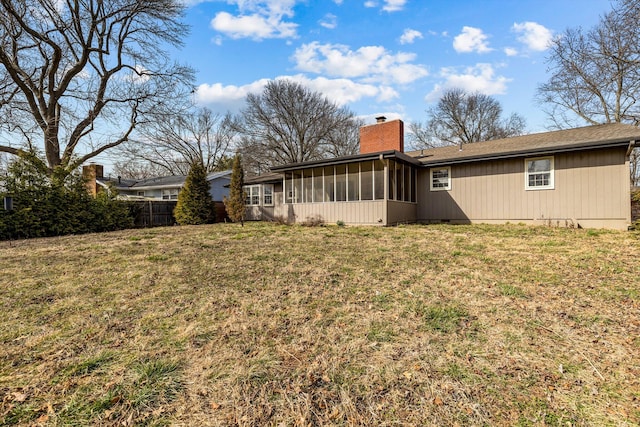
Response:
[[237, 79, 360, 174], [536, 0, 640, 184], [0, 0, 193, 176], [118, 108, 236, 176], [409, 88, 526, 149]]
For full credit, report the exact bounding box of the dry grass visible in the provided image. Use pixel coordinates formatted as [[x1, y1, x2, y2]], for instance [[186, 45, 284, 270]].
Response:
[[0, 222, 638, 426]]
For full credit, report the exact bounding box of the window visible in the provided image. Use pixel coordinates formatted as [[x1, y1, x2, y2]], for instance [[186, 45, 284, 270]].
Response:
[[162, 189, 179, 200], [525, 157, 554, 190], [430, 167, 451, 191], [137, 191, 145, 197], [263, 185, 273, 206], [244, 185, 261, 205]]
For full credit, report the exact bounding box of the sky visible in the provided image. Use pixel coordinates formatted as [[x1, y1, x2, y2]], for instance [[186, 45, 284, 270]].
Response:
[[175, 0, 613, 138]]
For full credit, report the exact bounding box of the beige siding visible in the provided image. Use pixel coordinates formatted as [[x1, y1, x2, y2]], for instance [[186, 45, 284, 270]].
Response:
[[287, 200, 386, 225], [387, 201, 417, 225], [418, 147, 631, 229]]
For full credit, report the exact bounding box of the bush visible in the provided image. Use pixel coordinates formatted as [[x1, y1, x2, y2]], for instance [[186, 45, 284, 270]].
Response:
[[0, 153, 133, 240], [174, 162, 215, 225]]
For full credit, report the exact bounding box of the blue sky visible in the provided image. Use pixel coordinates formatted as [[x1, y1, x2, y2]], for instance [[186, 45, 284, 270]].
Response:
[[176, 0, 612, 136]]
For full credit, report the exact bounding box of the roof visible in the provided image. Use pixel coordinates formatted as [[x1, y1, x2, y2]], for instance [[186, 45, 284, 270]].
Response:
[[244, 172, 284, 184], [97, 169, 232, 190], [270, 150, 422, 172], [406, 123, 639, 166], [130, 175, 185, 189], [206, 170, 232, 180]]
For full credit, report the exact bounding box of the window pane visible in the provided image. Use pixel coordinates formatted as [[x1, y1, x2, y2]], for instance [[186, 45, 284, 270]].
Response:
[[374, 160, 384, 200], [292, 171, 302, 203], [324, 166, 334, 202], [361, 161, 373, 200], [313, 167, 323, 203], [432, 168, 449, 188], [403, 164, 411, 202], [302, 170, 312, 203], [348, 163, 360, 201], [335, 165, 346, 201], [411, 168, 416, 202], [388, 160, 396, 200], [396, 163, 403, 201], [263, 185, 273, 205], [528, 159, 550, 173]]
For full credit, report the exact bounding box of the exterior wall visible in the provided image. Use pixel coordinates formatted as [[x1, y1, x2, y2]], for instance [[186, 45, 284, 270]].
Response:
[[245, 185, 387, 225], [360, 119, 404, 154], [418, 147, 631, 229], [288, 200, 386, 225], [209, 177, 231, 201], [387, 201, 417, 225]]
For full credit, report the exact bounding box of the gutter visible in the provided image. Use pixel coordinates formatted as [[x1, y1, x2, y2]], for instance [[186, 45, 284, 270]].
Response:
[[421, 140, 632, 168]]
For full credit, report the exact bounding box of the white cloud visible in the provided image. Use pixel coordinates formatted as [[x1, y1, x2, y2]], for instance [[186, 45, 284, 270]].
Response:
[[382, 0, 407, 12], [453, 26, 492, 54], [195, 75, 398, 109], [292, 42, 428, 85], [319, 13, 337, 29], [333, 0, 343, 4], [210, 1, 298, 40], [504, 47, 518, 56], [211, 11, 297, 40], [399, 29, 423, 45], [363, 0, 405, 11], [426, 63, 510, 102], [512, 21, 553, 51], [124, 65, 151, 84]]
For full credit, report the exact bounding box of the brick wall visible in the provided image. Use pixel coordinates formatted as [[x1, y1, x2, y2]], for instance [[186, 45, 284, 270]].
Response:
[[359, 118, 404, 154]]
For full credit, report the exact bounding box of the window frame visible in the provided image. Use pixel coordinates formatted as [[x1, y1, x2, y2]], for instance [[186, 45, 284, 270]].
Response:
[[262, 184, 274, 206], [430, 167, 451, 191], [525, 156, 554, 191], [162, 189, 179, 200], [244, 184, 261, 206]]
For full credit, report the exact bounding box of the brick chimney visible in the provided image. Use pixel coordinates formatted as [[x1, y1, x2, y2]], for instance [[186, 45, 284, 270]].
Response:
[[359, 116, 404, 154], [82, 163, 103, 197]]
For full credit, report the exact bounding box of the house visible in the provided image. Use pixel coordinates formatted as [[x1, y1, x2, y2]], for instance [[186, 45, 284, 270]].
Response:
[[83, 164, 232, 203], [244, 117, 638, 230]]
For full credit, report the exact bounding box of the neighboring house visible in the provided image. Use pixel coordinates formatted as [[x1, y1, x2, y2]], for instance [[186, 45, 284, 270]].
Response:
[[83, 165, 232, 202], [244, 117, 638, 230]]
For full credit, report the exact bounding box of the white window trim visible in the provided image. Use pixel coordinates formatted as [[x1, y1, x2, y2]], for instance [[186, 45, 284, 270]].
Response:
[[262, 184, 274, 206], [525, 156, 555, 191], [162, 188, 179, 200], [244, 184, 261, 206], [430, 167, 451, 191]]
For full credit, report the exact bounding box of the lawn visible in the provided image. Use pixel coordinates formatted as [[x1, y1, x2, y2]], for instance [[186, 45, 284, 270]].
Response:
[[0, 222, 638, 426]]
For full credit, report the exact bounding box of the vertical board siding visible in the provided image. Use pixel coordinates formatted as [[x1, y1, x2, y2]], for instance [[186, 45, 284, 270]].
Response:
[[418, 148, 630, 228]]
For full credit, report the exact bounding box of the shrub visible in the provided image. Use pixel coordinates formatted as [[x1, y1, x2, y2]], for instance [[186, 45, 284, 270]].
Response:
[[174, 162, 215, 225], [0, 152, 133, 240], [224, 154, 245, 225]]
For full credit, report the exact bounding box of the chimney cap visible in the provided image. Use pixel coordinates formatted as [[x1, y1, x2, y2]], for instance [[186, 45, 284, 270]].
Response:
[[375, 116, 387, 123]]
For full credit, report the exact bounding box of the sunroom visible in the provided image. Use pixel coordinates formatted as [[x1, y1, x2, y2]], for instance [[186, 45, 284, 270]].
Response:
[[267, 150, 421, 225]]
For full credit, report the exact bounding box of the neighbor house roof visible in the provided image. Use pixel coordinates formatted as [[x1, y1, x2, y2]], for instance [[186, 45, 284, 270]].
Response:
[[406, 123, 639, 166], [99, 169, 232, 191]]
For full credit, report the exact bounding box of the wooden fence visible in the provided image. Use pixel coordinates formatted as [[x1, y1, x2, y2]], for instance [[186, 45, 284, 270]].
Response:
[[130, 201, 177, 227], [129, 201, 228, 228]]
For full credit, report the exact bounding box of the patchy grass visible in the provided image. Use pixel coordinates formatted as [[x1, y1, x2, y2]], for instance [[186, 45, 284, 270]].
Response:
[[0, 222, 639, 426]]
